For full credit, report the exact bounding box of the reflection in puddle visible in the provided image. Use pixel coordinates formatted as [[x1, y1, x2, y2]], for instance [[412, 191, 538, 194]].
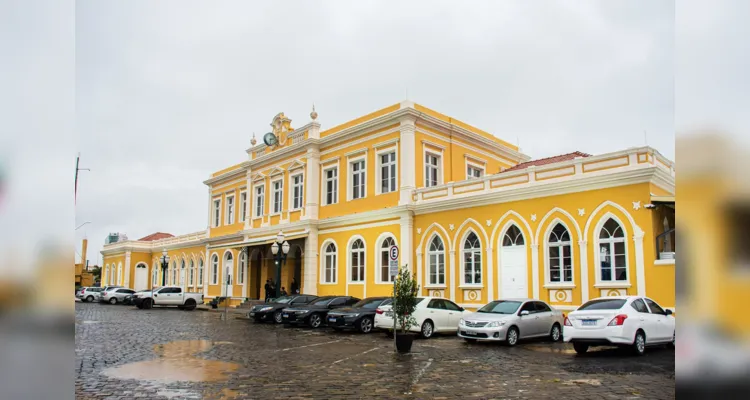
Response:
[[102, 340, 239, 383], [524, 344, 618, 355]]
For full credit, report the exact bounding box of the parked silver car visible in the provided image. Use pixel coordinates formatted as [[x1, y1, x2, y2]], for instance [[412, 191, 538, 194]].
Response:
[[458, 298, 564, 346], [77, 287, 103, 302], [100, 288, 136, 305]]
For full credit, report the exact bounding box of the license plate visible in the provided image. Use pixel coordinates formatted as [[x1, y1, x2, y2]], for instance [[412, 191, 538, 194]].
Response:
[[464, 330, 477, 336], [385, 311, 393, 317], [329, 318, 337, 323], [582, 320, 597, 326], [249, 312, 255, 316], [282, 313, 288, 318]]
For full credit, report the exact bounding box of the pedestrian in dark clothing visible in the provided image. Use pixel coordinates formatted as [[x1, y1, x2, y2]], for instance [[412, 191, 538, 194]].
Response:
[[290, 278, 299, 294], [280, 287, 288, 296], [269, 281, 276, 299], [264, 279, 271, 302]]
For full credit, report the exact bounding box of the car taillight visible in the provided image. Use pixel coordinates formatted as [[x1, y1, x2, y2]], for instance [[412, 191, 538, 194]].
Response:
[[375, 309, 383, 314], [564, 317, 572, 326], [607, 314, 628, 326]]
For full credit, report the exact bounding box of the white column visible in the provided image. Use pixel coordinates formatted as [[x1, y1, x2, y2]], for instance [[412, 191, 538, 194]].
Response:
[[449, 250, 456, 302], [399, 115, 417, 205], [124, 251, 132, 289], [304, 146, 321, 220], [303, 227, 319, 295], [531, 244, 540, 299], [578, 240, 589, 303], [415, 250, 423, 295], [399, 212, 414, 272], [486, 246, 494, 301], [634, 230, 646, 296], [203, 247, 209, 298], [206, 186, 213, 236], [244, 169, 252, 230]]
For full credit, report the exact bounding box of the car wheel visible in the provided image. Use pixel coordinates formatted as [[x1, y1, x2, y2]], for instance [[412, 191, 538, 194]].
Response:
[[359, 317, 374, 334], [550, 324, 562, 342], [136, 303, 144, 309], [184, 299, 196, 311], [420, 320, 434, 339], [144, 299, 153, 310], [309, 314, 322, 328], [573, 342, 589, 354], [86, 296, 93, 303], [632, 330, 646, 356], [109, 297, 117, 305], [274, 311, 283, 324], [505, 327, 519, 346]]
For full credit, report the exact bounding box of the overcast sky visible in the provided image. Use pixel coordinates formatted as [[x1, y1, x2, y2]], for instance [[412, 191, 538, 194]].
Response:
[[69, 0, 683, 265]]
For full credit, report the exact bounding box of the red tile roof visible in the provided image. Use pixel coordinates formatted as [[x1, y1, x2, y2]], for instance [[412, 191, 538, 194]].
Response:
[[138, 232, 174, 242], [502, 151, 591, 173]]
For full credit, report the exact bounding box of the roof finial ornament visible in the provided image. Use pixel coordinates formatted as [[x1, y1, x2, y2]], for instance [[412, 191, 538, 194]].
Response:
[[310, 103, 318, 121], [251, 132, 257, 146]]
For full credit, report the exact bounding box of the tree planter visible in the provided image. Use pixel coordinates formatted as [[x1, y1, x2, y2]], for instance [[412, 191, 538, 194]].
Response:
[[395, 332, 416, 353]]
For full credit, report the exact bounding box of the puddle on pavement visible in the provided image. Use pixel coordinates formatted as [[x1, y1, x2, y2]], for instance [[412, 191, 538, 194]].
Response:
[[524, 344, 579, 355], [102, 340, 239, 383], [77, 320, 100, 324]]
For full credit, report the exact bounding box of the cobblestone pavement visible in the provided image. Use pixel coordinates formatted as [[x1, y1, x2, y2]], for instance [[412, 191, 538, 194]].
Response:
[[75, 302, 674, 399]]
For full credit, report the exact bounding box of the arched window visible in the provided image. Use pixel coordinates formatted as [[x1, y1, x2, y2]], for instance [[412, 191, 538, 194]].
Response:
[[379, 237, 396, 283], [117, 263, 122, 285], [462, 232, 482, 285], [350, 239, 365, 282], [199, 258, 205, 286], [152, 262, 158, 286], [171, 261, 177, 285], [548, 223, 572, 283], [598, 218, 626, 281], [211, 255, 219, 285], [224, 252, 233, 285], [502, 225, 525, 246], [180, 259, 186, 286], [428, 236, 445, 285], [323, 243, 337, 283], [238, 252, 246, 285], [189, 260, 195, 286]]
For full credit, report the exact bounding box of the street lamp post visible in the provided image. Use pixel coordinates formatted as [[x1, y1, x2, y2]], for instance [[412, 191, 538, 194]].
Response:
[[160, 249, 170, 287], [270, 231, 290, 298]]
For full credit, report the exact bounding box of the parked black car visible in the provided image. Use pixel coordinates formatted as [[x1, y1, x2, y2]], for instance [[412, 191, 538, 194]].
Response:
[[281, 295, 360, 328], [327, 297, 391, 333], [122, 290, 147, 305], [249, 294, 318, 323]]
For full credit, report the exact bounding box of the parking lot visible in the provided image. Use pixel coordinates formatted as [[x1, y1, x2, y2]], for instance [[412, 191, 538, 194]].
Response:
[[75, 302, 675, 399]]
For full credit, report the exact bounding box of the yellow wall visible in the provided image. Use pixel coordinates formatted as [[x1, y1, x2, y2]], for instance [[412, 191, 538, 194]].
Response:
[[209, 178, 249, 238]]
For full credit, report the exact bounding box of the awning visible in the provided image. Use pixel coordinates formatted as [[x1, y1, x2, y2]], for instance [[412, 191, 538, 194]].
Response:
[[207, 230, 309, 251], [651, 195, 675, 204]]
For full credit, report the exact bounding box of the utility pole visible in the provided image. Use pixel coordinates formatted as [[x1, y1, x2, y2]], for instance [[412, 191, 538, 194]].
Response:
[[75, 153, 90, 204]]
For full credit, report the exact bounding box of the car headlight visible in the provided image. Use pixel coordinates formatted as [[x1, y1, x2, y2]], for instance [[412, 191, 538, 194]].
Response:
[[459, 318, 465, 326], [259, 307, 273, 312], [297, 310, 309, 314], [486, 321, 506, 328], [349, 313, 359, 318]]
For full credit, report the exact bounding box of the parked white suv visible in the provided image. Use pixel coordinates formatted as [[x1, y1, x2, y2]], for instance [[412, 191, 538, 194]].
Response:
[[77, 287, 103, 302], [133, 286, 203, 310], [563, 296, 675, 355], [100, 288, 136, 305]]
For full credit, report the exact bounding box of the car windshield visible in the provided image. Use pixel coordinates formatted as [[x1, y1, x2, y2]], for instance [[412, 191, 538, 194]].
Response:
[[353, 298, 387, 309], [477, 300, 522, 314], [274, 296, 294, 304], [578, 299, 626, 311], [309, 297, 335, 306]]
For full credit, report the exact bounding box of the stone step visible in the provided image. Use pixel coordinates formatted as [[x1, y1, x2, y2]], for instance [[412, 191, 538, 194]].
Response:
[[237, 299, 266, 309]]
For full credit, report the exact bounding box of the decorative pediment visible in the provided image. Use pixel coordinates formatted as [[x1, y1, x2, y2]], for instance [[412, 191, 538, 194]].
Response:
[[271, 113, 293, 136], [288, 159, 306, 172], [251, 172, 266, 182], [268, 166, 285, 177]]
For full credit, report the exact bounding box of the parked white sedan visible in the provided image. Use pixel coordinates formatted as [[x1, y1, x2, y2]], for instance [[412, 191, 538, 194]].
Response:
[[374, 296, 471, 338], [458, 299, 564, 345], [563, 296, 675, 355]]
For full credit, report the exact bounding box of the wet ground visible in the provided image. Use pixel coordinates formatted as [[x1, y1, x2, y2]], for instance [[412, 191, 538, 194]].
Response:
[[75, 302, 674, 399]]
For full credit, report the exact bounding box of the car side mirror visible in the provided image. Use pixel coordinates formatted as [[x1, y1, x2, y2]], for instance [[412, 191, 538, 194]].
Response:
[[665, 309, 673, 316], [520, 310, 530, 316]]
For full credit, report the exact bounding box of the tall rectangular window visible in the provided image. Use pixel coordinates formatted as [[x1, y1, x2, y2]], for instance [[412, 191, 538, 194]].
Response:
[[324, 167, 338, 205], [425, 153, 440, 187], [380, 152, 396, 194], [225, 195, 235, 224], [467, 166, 483, 179], [292, 174, 304, 210], [213, 199, 221, 227], [272, 180, 283, 214], [351, 160, 365, 199], [240, 191, 247, 222], [254, 185, 264, 217]]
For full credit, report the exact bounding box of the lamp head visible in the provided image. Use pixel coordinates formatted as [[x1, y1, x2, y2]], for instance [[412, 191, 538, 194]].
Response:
[[282, 241, 290, 255], [271, 241, 279, 255], [277, 231, 284, 243]]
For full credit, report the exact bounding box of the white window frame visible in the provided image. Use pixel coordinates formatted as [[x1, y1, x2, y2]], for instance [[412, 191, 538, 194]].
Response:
[[466, 164, 484, 179], [198, 257, 204, 286], [426, 234, 446, 287], [171, 261, 177, 285], [254, 184, 265, 218], [212, 198, 222, 227], [465, 156, 486, 180], [211, 254, 219, 285], [290, 172, 304, 211], [239, 190, 248, 222], [375, 146, 398, 195], [320, 241, 338, 284], [188, 259, 195, 286], [544, 220, 575, 286], [594, 214, 630, 286], [271, 178, 283, 215], [223, 251, 233, 285], [347, 154, 367, 201], [423, 148, 443, 188], [238, 251, 246, 285], [460, 231, 483, 287], [348, 236, 366, 284], [321, 164, 339, 206], [375, 233, 398, 284], [225, 194, 235, 225], [152, 262, 158, 286]]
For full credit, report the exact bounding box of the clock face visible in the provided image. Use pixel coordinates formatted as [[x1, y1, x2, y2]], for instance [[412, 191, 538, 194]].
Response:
[[263, 132, 278, 147]]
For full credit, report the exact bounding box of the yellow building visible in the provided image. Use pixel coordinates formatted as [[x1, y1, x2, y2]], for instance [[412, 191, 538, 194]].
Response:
[[101, 101, 675, 311]]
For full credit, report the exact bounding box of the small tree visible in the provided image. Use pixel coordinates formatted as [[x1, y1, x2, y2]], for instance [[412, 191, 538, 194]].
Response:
[[392, 266, 420, 334]]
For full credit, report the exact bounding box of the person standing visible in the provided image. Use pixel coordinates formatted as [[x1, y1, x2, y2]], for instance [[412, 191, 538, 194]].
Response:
[[290, 278, 299, 295], [269, 280, 276, 299], [280, 287, 288, 296], [264, 279, 271, 302]]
